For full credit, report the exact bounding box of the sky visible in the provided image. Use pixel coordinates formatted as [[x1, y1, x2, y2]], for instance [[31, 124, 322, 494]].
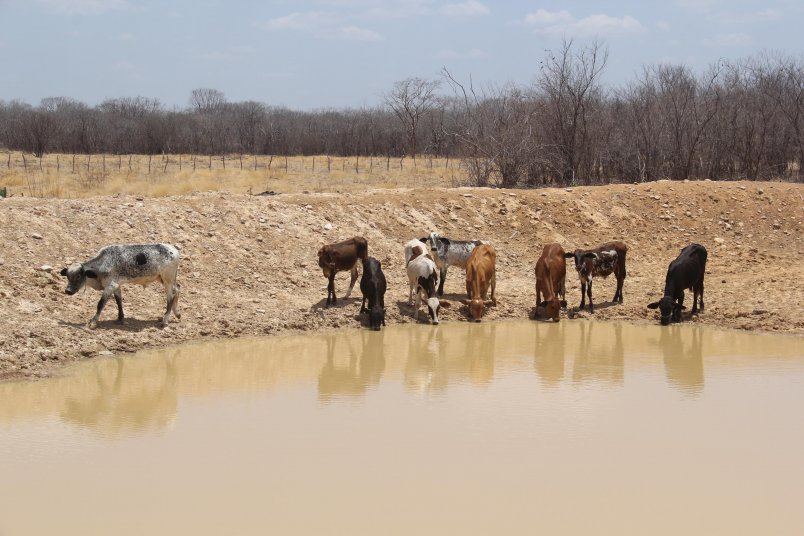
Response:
[[1, 0, 802, 110]]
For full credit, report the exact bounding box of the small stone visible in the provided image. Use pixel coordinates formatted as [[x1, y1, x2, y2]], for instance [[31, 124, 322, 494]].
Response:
[[323, 222, 333, 231], [37, 265, 53, 273], [714, 237, 725, 244], [31, 233, 43, 240], [97, 350, 113, 356], [772, 222, 781, 230]]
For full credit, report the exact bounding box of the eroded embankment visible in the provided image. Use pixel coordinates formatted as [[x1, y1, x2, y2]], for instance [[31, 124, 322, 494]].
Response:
[[0, 180, 802, 378]]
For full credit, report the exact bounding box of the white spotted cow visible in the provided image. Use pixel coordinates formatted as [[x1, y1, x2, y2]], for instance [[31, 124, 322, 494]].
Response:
[[60, 243, 181, 329], [404, 239, 448, 324]]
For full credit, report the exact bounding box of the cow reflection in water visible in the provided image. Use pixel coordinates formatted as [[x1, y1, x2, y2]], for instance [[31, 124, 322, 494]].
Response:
[[60, 355, 178, 436], [403, 323, 495, 394], [533, 322, 566, 386], [317, 331, 386, 402], [571, 322, 624, 386], [659, 325, 704, 395]]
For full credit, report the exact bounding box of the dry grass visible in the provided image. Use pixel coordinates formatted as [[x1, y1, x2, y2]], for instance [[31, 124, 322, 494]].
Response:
[[0, 152, 467, 198]]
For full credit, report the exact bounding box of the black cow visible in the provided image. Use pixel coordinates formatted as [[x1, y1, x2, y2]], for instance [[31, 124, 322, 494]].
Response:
[[359, 257, 387, 330], [647, 244, 708, 325]]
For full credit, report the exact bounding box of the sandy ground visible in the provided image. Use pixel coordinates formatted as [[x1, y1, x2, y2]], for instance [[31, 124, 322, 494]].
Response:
[[1, 180, 802, 379]]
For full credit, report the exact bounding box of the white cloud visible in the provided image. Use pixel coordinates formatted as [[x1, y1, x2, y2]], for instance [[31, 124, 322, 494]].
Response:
[[334, 26, 384, 41], [656, 21, 670, 31], [715, 8, 783, 24], [524, 9, 573, 26], [436, 47, 487, 59], [28, 0, 134, 15], [266, 11, 330, 31], [523, 9, 644, 36], [702, 33, 753, 47], [441, 1, 489, 17]]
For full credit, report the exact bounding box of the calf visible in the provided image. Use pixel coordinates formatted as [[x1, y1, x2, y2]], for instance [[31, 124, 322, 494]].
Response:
[[461, 244, 497, 322], [359, 257, 387, 330], [534, 243, 568, 322], [318, 236, 368, 307], [60, 243, 181, 329], [647, 243, 707, 325], [419, 232, 485, 296], [404, 239, 447, 324], [565, 241, 628, 313]]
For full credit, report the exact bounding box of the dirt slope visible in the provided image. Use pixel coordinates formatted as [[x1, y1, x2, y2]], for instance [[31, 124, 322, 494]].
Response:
[[1, 180, 802, 379]]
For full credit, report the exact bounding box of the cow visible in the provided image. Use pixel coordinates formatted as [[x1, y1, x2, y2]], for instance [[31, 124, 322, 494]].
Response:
[[534, 243, 568, 322], [565, 241, 628, 313], [404, 239, 448, 324], [317, 236, 368, 307], [460, 244, 497, 322], [359, 257, 387, 330], [647, 243, 707, 325], [60, 243, 181, 329], [419, 232, 485, 296]]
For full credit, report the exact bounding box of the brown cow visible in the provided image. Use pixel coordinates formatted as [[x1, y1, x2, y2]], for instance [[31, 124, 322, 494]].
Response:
[[534, 243, 568, 322], [460, 244, 496, 322], [565, 241, 628, 313], [318, 236, 368, 307]]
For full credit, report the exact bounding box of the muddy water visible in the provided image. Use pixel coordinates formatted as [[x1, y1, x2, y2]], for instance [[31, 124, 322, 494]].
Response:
[[1, 321, 803, 536]]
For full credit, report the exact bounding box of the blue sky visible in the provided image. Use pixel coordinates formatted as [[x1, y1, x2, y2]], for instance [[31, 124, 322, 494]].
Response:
[[1, 0, 802, 109]]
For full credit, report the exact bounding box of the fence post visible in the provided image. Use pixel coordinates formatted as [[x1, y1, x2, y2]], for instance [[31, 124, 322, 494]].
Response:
[[22, 153, 27, 173], [148, 154, 151, 174]]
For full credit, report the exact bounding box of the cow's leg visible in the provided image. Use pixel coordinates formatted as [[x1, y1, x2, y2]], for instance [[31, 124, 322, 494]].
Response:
[[490, 271, 497, 306], [161, 283, 178, 327], [674, 295, 684, 322], [327, 273, 336, 306], [113, 288, 124, 323], [360, 295, 367, 314], [413, 289, 422, 321], [535, 284, 542, 309], [344, 266, 359, 299], [437, 267, 447, 296], [408, 281, 415, 306], [380, 294, 386, 326], [579, 279, 586, 310], [698, 278, 705, 312], [171, 283, 182, 320], [587, 279, 594, 313], [90, 282, 119, 329], [614, 255, 626, 303]]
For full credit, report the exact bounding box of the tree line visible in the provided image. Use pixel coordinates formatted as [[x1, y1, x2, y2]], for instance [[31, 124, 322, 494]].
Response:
[[1, 41, 803, 186]]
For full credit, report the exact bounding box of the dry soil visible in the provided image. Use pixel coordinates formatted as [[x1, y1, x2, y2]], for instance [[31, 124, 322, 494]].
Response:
[[1, 180, 802, 379]]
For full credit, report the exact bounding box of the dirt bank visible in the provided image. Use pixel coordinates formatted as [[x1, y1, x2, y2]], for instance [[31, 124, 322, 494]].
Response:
[[1, 180, 802, 379]]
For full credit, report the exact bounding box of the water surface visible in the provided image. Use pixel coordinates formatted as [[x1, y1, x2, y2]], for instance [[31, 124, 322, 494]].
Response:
[[1, 321, 803, 535]]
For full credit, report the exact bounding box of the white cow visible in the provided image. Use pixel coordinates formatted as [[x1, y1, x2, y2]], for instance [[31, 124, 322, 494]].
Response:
[[404, 239, 448, 324]]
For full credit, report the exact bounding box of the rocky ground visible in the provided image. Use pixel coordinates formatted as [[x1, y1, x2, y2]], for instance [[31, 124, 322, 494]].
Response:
[[1, 180, 802, 379]]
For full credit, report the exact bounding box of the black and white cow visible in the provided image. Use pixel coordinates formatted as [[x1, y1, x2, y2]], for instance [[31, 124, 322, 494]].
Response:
[[60, 243, 181, 329], [360, 257, 387, 330], [405, 239, 448, 324], [647, 243, 708, 325], [565, 241, 628, 313], [419, 232, 485, 296]]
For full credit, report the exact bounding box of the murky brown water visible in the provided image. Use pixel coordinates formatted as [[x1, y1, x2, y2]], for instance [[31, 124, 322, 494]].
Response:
[[1, 320, 803, 535]]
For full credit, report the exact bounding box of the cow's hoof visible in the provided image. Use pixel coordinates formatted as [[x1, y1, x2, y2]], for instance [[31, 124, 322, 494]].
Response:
[[87, 320, 98, 330], [174, 312, 182, 320], [116, 318, 125, 325]]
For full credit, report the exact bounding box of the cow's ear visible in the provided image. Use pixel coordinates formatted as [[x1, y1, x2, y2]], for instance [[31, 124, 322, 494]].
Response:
[[564, 253, 574, 259], [441, 237, 450, 246], [59, 267, 68, 276], [419, 237, 429, 244], [647, 302, 660, 309], [85, 269, 98, 279]]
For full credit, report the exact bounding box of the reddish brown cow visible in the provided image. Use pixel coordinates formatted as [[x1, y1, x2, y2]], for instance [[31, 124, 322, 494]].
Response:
[[534, 243, 568, 322], [461, 244, 497, 322], [318, 236, 368, 307]]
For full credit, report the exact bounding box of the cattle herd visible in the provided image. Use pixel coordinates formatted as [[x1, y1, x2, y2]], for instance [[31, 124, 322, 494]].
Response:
[[58, 234, 708, 331]]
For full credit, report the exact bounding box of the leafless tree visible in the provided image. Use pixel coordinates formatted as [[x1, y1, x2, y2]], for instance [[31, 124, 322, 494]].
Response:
[[384, 77, 441, 159]]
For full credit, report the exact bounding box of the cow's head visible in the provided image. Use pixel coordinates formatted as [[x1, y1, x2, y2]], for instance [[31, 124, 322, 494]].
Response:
[[368, 304, 385, 331], [423, 232, 448, 258], [60, 263, 96, 295], [565, 250, 597, 272], [647, 296, 684, 325], [460, 297, 494, 322], [537, 297, 565, 322]]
